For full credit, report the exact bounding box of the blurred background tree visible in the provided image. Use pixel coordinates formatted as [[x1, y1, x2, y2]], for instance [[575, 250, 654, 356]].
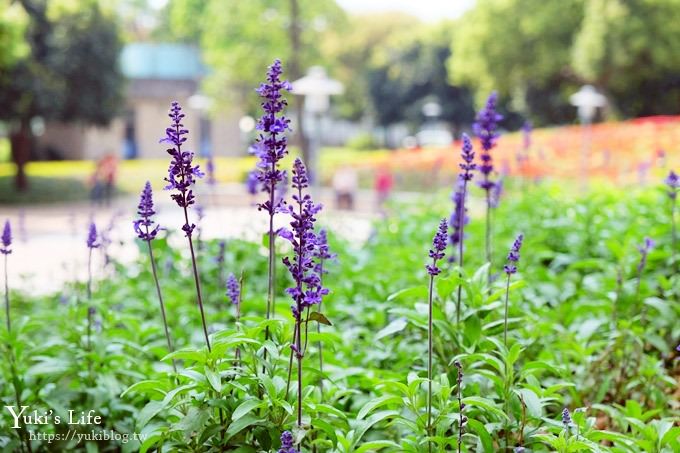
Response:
[[0, 0, 124, 190]]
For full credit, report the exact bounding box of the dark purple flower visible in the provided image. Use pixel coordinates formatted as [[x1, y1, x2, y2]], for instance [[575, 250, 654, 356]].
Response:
[[86, 222, 99, 249], [676, 343, 680, 352], [562, 407, 572, 428], [666, 170, 678, 200], [458, 133, 476, 182], [473, 92, 503, 191], [278, 430, 298, 453], [226, 273, 240, 305], [215, 240, 226, 265], [449, 182, 468, 261], [503, 234, 524, 275], [426, 219, 448, 276], [280, 159, 326, 320], [313, 228, 336, 274], [1, 220, 11, 255], [254, 59, 292, 216], [133, 181, 160, 242], [637, 237, 655, 274], [162, 101, 204, 237]]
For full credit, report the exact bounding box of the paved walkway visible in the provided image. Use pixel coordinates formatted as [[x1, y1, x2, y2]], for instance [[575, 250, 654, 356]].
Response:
[[0, 184, 412, 294]]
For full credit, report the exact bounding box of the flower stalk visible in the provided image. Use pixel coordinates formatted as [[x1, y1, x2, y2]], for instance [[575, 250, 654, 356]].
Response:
[[425, 219, 448, 452], [161, 101, 211, 351], [503, 234, 524, 346]]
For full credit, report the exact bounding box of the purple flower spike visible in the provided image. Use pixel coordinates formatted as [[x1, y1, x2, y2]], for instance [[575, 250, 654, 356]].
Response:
[[473, 92, 503, 191], [459, 133, 476, 182], [666, 170, 678, 199], [449, 182, 468, 261], [133, 181, 160, 242], [562, 407, 572, 428], [637, 237, 655, 273], [226, 273, 240, 305], [280, 159, 326, 320], [503, 234, 524, 275], [255, 59, 292, 215], [86, 222, 99, 249], [426, 219, 448, 276], [246, 169, 260, 195], [1, 220, 11, 255], [278, 430, 299, 453], [162, 101, 204, 237]]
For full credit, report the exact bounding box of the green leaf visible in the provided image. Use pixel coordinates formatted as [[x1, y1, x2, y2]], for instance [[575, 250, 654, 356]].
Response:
[[515, 388, 542, 419], [375, 318, 408, 341], [232, 399, 263, 422], [357, 395, 402, 420], [309, 311, 332, 326], [204, 367, 222, 393], [226, 414, 263, 440], [461, 396, 510, 421]]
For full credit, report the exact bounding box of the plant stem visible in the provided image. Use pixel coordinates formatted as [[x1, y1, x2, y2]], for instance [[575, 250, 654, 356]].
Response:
[[672, 198, 677, 275], [286, 323, 299, 399], [485, 190, 492, 285], [456, 181, 468, 325], [427, 269, 435, 453], [86, 247, 93, 380], [456, 365, 463, 453], [317, 260, 325, 398], [264, 160, 277, 368], [4, 254, 9, 332], [182, 207, 211, 352], [504, 274, 511, 347], [146, 241, 177, 375], [296, 314, 303, 428]]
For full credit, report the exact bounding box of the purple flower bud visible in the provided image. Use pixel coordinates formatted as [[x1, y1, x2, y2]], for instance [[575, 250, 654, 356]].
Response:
[[278, 430, 298, 453], [1, 220, 11, 255], [503, 234, 524, 275], [458, 133, 476, 182], [226, 273, 240, 305], [133, 181, 161, 242], [474, 92, 503, 192], [426, 219, 448, 276], [86, 222, 99, 249], [206, 156, 216, 186], [665, 170, 678, 200], [246, 169, 260, 195], [562, 407, 572, 427], [637, 237, 655, 274]]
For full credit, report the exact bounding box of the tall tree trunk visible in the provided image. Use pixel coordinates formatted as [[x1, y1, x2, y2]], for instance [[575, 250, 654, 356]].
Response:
[[289, 0, 309, 169], [10, 119, 31, 191]]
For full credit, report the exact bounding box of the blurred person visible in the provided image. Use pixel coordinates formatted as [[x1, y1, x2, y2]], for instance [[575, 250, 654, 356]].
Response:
[[90, 153, 118, 207], [332, 165, 358, 210], [374, 166, 394, 214]]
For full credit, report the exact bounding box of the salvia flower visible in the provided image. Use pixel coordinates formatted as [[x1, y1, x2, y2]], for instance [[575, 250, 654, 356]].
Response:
[[278, 431, 298, 453], [426, 219, 448, 276], [473, 92, 503, 191], [458, 133, 476, 182], [280, 159, 326, 320], [637, 237, 655, 274], [562, 407, 572, 428], [226, 273, 240, 305], [490, 178, 504, 208], [162, 101, 204, 236], [1, 220, 11, 255], [246, 169, 260, 195], [255, 59, 292, 215], [666, 170, 678, 199], [503, 234, 524, 275], [313, 228, 336, 275], [449, 183, 468, 261], [86, 222, 99, 249], [133, 181, 160, 241]]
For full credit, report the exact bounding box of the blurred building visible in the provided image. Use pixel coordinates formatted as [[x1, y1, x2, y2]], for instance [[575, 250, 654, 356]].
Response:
[[35, 43, 241, 160]]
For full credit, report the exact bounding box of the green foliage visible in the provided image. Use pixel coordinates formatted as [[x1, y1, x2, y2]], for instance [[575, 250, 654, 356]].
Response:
[[0, 183, 678, 451], [450, 0, 680, 123]]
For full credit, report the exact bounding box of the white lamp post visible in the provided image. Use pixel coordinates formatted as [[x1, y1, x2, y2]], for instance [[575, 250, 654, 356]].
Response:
[[291, 66, 343, 185], [570, 85, 606, 188]]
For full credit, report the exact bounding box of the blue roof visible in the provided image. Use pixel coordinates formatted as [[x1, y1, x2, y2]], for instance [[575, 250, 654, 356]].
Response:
[[120, 43, 205, 80]]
